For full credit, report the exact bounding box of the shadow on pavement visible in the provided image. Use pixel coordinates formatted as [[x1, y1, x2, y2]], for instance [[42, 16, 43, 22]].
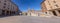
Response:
[[0, 15, 20, 18]]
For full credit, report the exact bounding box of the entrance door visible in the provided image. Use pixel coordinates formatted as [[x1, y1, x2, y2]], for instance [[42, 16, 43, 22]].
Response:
[[52, 11, 57, 16], [6, 11, 9, 15]]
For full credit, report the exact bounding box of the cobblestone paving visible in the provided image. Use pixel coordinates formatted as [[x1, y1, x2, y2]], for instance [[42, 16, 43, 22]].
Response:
[[0, 16, 60, 23]]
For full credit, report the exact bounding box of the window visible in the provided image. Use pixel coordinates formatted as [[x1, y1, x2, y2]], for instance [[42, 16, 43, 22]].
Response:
[[55, 4, 59, 7], [0, 1, 1, 3], [4, 3, 6, 5], [3, 6, 6, 8], [45, 12, 47, 14], [53, 1, 56, 3], [8, 8, 9, 9], [4, 0, 6, 2], [48, 1, 50, 5]]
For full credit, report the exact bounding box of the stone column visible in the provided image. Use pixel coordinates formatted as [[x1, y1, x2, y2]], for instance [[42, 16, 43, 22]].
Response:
[[5, 11, 7, 16], [49, 11, 54, 16], [55, 10, 60, 16], [47, 11, 50, 15], [10, 11, 11, 15], [9, 11, 10, 15]]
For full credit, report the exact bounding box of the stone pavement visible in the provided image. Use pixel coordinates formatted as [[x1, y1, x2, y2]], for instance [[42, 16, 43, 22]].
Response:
[[0, 16, 60, 23]]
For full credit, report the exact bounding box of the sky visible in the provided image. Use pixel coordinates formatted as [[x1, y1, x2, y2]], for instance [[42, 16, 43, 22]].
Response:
[[11, 0, 43, 12]]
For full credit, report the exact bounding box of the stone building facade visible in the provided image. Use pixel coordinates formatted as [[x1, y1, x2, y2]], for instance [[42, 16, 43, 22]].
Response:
[[27, 9, 42, 16], [41, 0, 60, 17], [0, 0, 19, 15], [27, 10, 39, 16]]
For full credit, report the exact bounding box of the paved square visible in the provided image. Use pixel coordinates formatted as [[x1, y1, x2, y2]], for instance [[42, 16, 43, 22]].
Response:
[[0, 16, 60, 23]]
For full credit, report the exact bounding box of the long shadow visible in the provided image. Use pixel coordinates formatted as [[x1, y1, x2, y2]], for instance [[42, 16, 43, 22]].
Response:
[[0, 14, 20, 18]]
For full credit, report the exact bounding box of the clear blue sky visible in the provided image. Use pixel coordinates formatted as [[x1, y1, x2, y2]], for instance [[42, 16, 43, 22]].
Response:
[[11, 0, 43, 12]]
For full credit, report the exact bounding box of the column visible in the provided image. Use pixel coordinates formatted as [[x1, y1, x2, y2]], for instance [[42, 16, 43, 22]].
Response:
[[49, 11, 54, 16], [9, 11, 10, 15], [10, 11, 11, 15], [55, 10, 60, 16], [47, 11, 50, 15], [5, 11, 7, 16]]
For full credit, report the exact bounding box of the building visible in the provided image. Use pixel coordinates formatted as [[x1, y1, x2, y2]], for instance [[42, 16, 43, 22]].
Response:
[[41, 0, 60, 17], [27, 10, 38, 16], [27, 8, 42, 16], [0, 0, 19, 15], [41, 1, 47, 13], [22, 12, 27, 16]]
